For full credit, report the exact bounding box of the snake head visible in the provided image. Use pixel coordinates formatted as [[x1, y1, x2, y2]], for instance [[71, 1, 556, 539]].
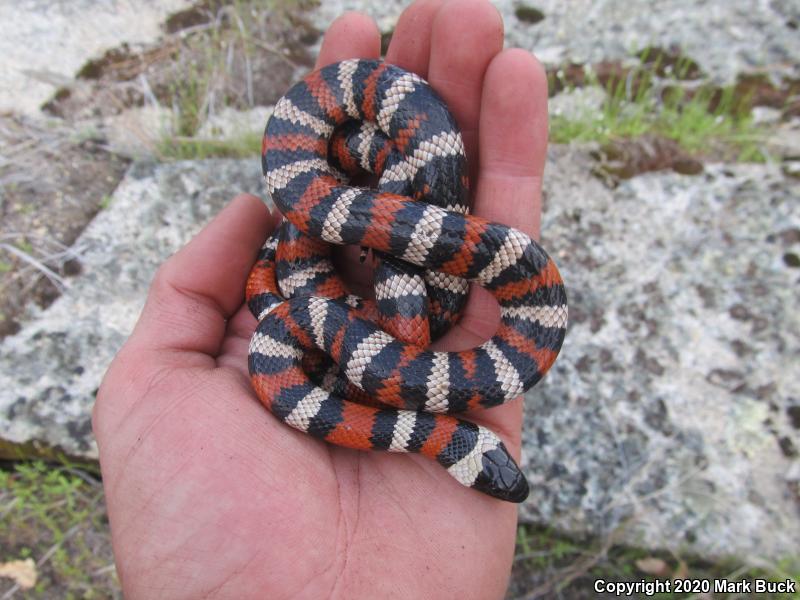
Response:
[[471, 443, 530, 503]]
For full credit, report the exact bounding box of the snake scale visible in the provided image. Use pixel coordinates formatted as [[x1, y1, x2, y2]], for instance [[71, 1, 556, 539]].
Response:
[[246, 59, 567, 503]]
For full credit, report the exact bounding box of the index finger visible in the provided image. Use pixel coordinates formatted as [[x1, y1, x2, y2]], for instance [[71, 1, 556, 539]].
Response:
[[474, 48, 549, 239], [426, 0, 504, 178]]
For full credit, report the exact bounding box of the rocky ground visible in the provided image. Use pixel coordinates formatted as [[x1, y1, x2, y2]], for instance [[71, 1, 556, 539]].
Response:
[[0, 0, 798, 597]]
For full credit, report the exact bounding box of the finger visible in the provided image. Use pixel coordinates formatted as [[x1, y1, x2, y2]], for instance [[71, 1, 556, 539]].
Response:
[[384, 0, 445, 77], [458, 49, 549, 345], [427, 0, 504, 175], [132, 194, 275, 356], [474, 48, 548, 238], [316, 11, 380, 69]]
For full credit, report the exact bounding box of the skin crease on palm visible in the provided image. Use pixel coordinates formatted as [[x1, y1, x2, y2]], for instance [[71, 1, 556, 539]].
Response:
[[92, 0, 550, 598]]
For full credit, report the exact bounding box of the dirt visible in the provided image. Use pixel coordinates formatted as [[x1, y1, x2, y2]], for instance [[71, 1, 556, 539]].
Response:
[[729, 73, 800, 118], [515, 4, 546, 24], [546, 59, 668, 112], [639, 45, 703, 80], [545, 49, 793, 184], [164, 0, 227, 34], [590, 135, 704, 186]]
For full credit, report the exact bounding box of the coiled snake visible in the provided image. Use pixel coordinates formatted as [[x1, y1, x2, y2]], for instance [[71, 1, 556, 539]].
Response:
[[246, 59, 567, 503]]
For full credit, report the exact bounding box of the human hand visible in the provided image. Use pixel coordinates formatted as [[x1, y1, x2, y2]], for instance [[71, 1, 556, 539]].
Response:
[[93, 1, 548, 598]]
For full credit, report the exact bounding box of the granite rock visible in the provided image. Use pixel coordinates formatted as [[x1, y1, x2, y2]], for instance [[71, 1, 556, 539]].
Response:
[[0, 159, 266, 458], [522, 146, 800, 561], [0, 0, 192, 115], [309, 0, 800, 83], [196, 106, 275, 140]]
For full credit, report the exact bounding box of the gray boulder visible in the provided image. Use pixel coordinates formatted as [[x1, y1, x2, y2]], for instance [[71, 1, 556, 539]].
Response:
[[0, 159, 266, 459], [0, 0, 192, 115], [522, 146, 799, 561]]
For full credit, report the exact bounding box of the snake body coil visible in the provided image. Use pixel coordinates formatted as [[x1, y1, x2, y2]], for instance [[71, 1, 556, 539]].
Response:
[[247, 59, 567, 503]]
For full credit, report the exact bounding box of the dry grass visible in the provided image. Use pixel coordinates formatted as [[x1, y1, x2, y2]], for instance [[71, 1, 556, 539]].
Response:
[[510, 523, 799, 599], [548, 61, 769, 163]]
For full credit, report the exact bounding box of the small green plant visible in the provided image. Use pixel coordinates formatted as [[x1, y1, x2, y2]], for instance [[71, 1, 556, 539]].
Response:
[[549, 60, 767, 163], [156, 129, 262, 160], [0, 460, 117, 597], [156, 0, 269, 157], [169, 60, 214, 138], [152, 0, 323, 162]]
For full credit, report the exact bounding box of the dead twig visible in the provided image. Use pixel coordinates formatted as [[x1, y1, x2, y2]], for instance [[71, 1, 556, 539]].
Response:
[[0, 243, 67, 291]]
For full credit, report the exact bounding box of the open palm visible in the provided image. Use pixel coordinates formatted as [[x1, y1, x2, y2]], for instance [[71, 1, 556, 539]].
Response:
[[94, 1, 549, 597]]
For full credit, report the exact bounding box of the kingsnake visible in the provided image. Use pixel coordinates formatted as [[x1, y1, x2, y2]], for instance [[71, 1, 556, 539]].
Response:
[[246, 59, 567, 503]]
